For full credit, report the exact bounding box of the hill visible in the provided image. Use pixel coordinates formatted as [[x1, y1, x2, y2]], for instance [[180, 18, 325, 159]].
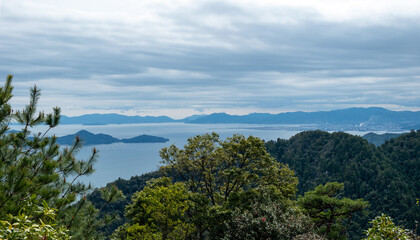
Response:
[[56, 130, 169, 145], [265, 130, 420, 239], [86, 130, 420, 238], [362, 132, 403, 146]]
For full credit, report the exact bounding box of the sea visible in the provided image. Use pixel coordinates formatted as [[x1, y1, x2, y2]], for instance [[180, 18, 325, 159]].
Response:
[[9, 123, 388, 188]]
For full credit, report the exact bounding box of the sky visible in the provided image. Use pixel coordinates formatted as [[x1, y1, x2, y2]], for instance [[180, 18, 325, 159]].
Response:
[[0, 0, 420, 119]]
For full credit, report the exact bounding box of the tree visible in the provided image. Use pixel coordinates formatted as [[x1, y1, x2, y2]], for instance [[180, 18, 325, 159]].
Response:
[[0, 198, 70, 240], [114, 177, 195, 240], [363, 214, 415, 240], [159, 133, 299, 237], [0, 75, 124, 239], [222, 192, 325, 240], [298, 182, 369, 239], [0, 74, 95, 213], [160, 133, 298, 206]]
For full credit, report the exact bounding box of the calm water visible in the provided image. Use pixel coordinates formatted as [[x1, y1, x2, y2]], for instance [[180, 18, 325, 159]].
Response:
[[10, 123, 380, 187]]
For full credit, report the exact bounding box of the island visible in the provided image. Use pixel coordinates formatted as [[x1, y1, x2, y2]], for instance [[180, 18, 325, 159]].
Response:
[[56, 130, 169, 145]]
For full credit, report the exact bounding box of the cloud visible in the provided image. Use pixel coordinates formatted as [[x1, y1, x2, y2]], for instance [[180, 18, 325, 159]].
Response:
[[1, 0, 420, 118]]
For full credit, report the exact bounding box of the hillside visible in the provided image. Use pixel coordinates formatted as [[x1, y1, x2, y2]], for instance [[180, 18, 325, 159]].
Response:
[[265, 130, 420, 239], [87, 130, 420, 239], [56, 130, 169, 145], [362, 132, 403, 146]]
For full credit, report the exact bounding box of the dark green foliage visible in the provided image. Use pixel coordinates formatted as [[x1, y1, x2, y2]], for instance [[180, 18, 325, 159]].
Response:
[[298, 182, 369, 239], [362, 132, 403, 146], [380, 129, 420, 230], [0, 75, 93, 218], [88, 129, 420, 239], [115, 177, 195, 240], [266, 130, 420, 238], [117, 133, 315, 239], [87, 171, 163, 237], [160, 133, 298, 206]]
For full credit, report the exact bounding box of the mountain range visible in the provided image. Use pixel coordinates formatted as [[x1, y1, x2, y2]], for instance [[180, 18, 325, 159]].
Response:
[[60, 107, 420, 131]]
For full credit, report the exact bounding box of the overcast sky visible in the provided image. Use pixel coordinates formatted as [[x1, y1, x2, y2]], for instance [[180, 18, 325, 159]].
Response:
[[1, 0, 419, 118]]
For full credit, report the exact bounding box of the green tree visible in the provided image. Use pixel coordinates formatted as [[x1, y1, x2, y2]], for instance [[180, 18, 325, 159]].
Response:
[[115, 177, 195, 240], [0, 75, 124, 239], [363, 214, 414, 240], [160, 133, 298, 206], [159, 133, 299, 237], [0, 198, 70, 240], [298, 182, 369, 239]]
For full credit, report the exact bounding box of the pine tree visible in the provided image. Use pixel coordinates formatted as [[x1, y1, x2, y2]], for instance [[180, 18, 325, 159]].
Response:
[[0, 75, 124, 239]]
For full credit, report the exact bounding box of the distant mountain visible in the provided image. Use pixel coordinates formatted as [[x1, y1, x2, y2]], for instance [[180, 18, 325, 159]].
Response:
[[59, 108, 420, 130], [56, 130, 169, 145], [362, 132, 403, 146], [60, 114, 176, 125], [179, 114, 208, 122], [187, 107, 420, 130]]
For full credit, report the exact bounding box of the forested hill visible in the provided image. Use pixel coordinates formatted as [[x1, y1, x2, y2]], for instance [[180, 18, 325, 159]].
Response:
[[56, 130, 169, 145], [265, 129, 420, 239], [87, 130, 420, 239], [362, 132, 403, 146]]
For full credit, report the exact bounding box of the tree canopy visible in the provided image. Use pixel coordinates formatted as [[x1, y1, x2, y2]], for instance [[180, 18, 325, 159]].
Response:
[[160, 133, 298, 206]]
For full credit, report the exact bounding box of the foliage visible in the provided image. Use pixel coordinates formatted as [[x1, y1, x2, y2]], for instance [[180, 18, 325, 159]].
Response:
[[0, 199, 70, 240], [298, 182, 369, 239], [92, 129, 420, 239], [222, 192, 323, 240], [62, 185, 125, 239], [363, 214, 414, 240], [87, 171, 163, 237], [114, 177, 194, 240], [266, 130, 420, 238], [160, 133, 298, 206], [0, 75, 125, 239], [158, 133, 300, 237], [381, 129, 420, 231]]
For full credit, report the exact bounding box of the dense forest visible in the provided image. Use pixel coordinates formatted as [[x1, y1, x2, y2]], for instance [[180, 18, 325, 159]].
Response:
[[86, 130, 420, 239], [265, 130, 420, 239], [1, 76, 419, 239]]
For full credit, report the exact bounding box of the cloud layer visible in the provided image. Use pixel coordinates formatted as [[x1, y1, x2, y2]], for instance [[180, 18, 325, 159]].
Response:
[[1, 0, 420, 118]]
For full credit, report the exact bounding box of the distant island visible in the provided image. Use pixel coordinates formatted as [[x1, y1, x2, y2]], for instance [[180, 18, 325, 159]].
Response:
[[59, 107, 420, 131], [56, 130, 169, 145]]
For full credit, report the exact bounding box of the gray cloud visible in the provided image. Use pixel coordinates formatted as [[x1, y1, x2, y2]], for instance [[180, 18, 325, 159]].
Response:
[[1, 0, 420, 117]]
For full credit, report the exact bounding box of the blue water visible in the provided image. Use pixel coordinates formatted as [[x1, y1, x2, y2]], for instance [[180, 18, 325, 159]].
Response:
[[10, 123, 375, 187]]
